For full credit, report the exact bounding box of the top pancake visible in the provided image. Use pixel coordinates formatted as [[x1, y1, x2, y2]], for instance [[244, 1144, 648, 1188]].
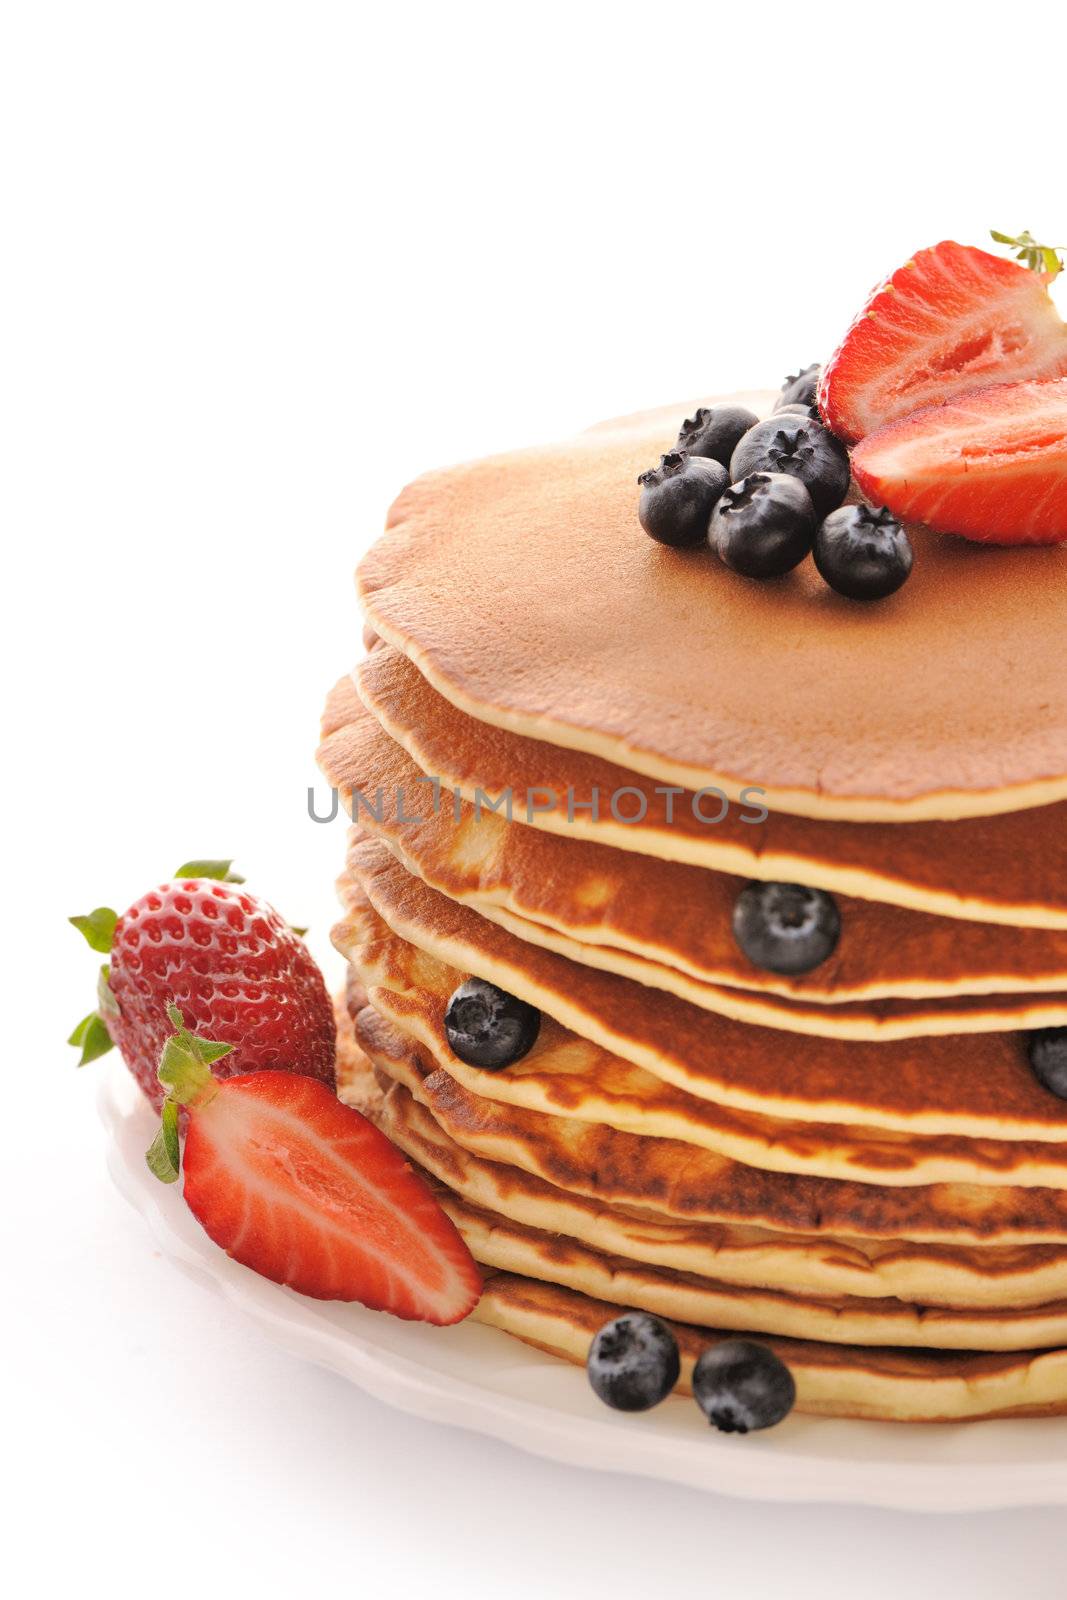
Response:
[[357, 396, 1067, 823]]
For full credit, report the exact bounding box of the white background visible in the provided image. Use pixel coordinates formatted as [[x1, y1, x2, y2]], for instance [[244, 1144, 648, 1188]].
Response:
[[8, 1, 1067, 1593]]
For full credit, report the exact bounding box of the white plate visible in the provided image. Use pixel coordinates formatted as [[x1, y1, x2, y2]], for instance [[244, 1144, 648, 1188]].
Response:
[[99, 1056, 1067, 1512]]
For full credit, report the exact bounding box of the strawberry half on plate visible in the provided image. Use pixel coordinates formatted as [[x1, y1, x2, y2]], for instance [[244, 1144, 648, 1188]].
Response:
[[819, 242, 1067, 443], [852, 378, 1067, 545], [147, 1007, 482, 1323]]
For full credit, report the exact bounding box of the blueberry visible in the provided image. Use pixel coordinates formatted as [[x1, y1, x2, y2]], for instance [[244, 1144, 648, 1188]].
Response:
[[775, 364, 821, 410], [587, 1313, 680, 1412], [444, 978, 540, 1069], [638, 451, 729, 548], [814, 504, 913, 602], [692, 1340, 796, 1434], [733, 881, 841, 974], [676, 405, 760, 468], [730, 415, 850, 518], [708, 473, 816, 579], [1028, 1029, 1067, 1099], [774, 402, 820, 420]]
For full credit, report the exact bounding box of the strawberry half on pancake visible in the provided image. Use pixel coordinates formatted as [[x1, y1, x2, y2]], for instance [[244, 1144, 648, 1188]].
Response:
[[852, 377, 1067, 545], [819, 242, 1067, 444]]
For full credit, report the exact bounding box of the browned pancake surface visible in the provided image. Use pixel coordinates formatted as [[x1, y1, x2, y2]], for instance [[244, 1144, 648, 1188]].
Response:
[[346, 835, 1067, 1141], [347, 652, 1067, 930], [335, 1003, 1067, 1312], [353, 1001, 1067, 1246], [318, 687, 1067, 999], [474, 1274, 1067, 1421]]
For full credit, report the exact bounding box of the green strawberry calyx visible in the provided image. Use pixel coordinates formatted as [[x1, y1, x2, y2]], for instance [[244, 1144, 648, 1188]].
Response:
[[990, 229, 1064, 280], [145, 1005, 234, 1184], [68, 908, 120, 1066], [173, 859, 245, 883]]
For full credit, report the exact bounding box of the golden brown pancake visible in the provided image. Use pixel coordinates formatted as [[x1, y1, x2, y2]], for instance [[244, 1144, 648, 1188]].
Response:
[[334, 1019, 1067, 1312], [341, 835, 1067, 1142], [355, 398, 1067, 822], [318, 694, 1067, 1007], [341, 900, 1067, 1190], [352, 999, 1067, 1247], [473, 1274, 1067, 1422], [336, 1015, 1067, 1354], [344, 654, 1067, 931], [446, 1190, 1067, 1352], [465, 901, 1067, 1040]]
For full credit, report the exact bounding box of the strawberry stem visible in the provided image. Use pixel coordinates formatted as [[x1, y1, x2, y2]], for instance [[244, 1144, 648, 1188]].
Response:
[[990, 229, 1064, 280], [157, 1004, 232, 1107], [146, 1100, 181, 1184], [145, 1007, 234, 1185]]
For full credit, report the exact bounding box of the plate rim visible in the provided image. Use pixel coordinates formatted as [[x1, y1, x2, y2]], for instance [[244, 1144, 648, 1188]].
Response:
[[97, 1057, 1067, 1513]]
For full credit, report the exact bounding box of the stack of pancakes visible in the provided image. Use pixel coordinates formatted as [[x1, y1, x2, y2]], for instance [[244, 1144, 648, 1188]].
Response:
[[319, 394, 1067, 1423]]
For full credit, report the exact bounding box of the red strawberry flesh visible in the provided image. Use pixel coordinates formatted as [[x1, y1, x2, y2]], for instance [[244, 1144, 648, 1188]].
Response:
[[852, 378, 1067, 544], [819, 242, 1067, 443], [182, 1070, 481, 1321]]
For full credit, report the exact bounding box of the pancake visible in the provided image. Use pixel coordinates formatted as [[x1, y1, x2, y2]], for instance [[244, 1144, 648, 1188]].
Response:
[[473, 1274, 1067, 1422], [344, 992, 1067, 1416], [464, 900, 1067, 1041], [341, 899, 1067, 1190], [321, 688, 1067, 998], [342, 836, 1067, 1142], [352, 999, 1067, 1247], [446, 1190, 1067, 1352], [334, 1019, 1067, 1312], [355, 398, 1067, 822], [321, 707, 1067, 1030], [346, 653, 1067, 932]]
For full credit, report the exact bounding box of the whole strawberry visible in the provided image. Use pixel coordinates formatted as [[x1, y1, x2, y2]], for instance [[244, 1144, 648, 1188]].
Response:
[[70, 860, 335, 1107]]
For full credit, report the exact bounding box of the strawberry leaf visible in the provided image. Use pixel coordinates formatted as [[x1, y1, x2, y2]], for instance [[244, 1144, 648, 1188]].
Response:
[[69, 907, 118, 954], [68, 1011, 114, 1067], [157, 1004, 232, 1106], [990, 229, 1063, 280], [146, 1098, 181, 1184], [173, 859, 245, 883]]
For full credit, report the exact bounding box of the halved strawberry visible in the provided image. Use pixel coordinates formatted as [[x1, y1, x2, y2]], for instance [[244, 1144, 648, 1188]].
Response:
[[851, 378, 1067, 544], [819, 242, 1067, 443], [147, 1008, 481, 1322]]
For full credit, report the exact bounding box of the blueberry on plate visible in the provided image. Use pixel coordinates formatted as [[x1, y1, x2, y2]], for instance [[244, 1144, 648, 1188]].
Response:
[[1028, 1029, 1067, 1099], [676, 405, 760, 468], [708, 473, 816, 579], [730, 414, 850, 518], [775, 363, 821, 410], [587, 1312, 681, 1412], [692, 1340, 796, 1434], [638, 451, 729, 547], [814, 504, 913, 601], [444, 977, 541, 1069], [733, 881, 841, 974]]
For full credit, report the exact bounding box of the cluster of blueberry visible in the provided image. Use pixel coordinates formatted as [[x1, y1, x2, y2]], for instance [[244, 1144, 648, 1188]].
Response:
[[587, 1312, 796, 1432], [637, 366, 914, 602]]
